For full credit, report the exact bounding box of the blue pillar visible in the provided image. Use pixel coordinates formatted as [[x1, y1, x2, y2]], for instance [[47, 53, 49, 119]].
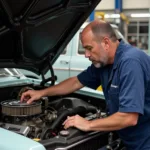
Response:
[[115, 0, 124, 35], [115, 0, 122, 13], [89, 11, 95, 22]]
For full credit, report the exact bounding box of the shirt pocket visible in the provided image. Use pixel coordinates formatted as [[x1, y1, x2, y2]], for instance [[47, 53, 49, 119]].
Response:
[[108, 87, 119, 114]]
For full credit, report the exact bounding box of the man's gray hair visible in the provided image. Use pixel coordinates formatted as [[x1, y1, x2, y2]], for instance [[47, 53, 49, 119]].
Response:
[[91, 21, 118, 42]]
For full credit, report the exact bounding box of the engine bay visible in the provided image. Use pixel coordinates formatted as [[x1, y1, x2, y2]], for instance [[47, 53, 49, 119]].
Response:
[[0, 86, 106, 140], [0, 83, 126, 150]]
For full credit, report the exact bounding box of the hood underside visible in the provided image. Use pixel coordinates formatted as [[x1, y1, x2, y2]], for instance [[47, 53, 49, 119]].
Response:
[[0, 0, 101, 74]]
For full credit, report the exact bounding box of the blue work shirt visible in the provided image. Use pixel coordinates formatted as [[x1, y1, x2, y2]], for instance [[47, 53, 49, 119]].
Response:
[[77, 40, 150, 150]]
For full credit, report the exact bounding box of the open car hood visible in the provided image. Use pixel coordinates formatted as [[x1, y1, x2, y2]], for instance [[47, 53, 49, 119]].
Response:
[[0, 0, 101, 75]]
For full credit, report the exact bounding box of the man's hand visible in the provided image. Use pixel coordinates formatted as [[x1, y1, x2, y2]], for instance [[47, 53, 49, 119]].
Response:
[[63, 115, 90, 132], [20, 90, 43, 104]]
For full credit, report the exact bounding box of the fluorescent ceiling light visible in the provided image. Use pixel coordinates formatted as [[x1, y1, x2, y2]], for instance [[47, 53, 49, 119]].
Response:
[[131, 13, 150, 17], [105, 14, 120, 18]]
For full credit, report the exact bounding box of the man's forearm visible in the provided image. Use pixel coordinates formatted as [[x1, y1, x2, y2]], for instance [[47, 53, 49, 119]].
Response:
[[88, 112, 138, 131], [40, 77, 83, 97]]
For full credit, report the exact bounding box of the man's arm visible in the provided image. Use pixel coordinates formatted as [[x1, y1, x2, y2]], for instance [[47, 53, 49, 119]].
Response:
[[21, 76, 84, 104], [41, 76, 84, 97], [63, 112, 139, 131], [88, 112, 138, 131]]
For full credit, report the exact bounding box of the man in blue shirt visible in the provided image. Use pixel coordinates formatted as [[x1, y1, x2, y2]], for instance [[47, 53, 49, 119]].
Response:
[[21, 20, 150, 150]]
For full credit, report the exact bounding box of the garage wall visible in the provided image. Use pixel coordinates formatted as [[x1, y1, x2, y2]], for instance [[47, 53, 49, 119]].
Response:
[[95, 0, 150, 10], [123, 0, 150, 9], [95, 0, 114, 10]]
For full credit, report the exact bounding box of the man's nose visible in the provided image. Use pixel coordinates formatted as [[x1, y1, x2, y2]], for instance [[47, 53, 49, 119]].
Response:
[[85, 50, 91, 58]]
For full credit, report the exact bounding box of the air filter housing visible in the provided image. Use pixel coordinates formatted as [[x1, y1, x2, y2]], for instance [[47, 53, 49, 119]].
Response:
[[1, 100, 42, 117]]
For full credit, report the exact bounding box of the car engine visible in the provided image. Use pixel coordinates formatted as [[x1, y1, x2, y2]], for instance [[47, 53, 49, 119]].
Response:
[[1, 98, 56, 139], [0, 86, 104, 140]]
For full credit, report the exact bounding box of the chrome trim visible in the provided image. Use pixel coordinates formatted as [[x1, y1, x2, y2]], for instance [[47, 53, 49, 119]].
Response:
[[70, 68, 84, 71], [53, 68, 69, 71], [53, 68, 84, 71]]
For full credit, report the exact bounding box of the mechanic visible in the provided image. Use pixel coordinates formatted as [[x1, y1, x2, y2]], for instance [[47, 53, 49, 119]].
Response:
[[21, 20, 150, 150]]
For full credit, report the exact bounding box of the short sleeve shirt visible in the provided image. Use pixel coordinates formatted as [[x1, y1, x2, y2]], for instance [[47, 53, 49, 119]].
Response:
[[77, 40, 150, 150]]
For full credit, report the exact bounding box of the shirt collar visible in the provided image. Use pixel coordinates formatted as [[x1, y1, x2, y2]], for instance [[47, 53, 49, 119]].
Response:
[[113, 39, 125, 69]]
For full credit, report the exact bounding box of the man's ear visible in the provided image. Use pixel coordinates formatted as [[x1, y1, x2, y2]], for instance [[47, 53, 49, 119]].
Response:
[[101, 37, 110, 51]]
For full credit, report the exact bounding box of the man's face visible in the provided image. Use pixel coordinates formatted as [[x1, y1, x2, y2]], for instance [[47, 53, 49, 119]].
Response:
[[81, 30, 109, 68]]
